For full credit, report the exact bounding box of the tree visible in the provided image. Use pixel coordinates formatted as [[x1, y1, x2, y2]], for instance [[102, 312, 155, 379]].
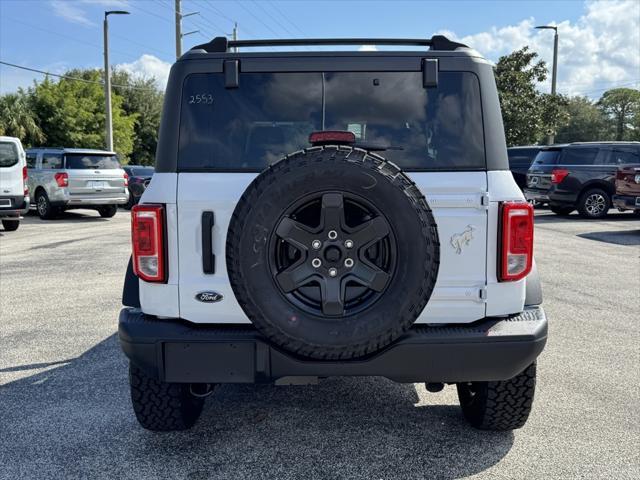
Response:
[[29, 70, 136, 159], [111, 71, 164, 165], [555, 96, 609, 143], [0, 90, 45, 145], [598, 88, 640, 140], [494, 47, 568, 146]]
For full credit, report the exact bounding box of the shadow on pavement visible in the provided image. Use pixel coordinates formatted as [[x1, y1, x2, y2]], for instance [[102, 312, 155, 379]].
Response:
[[577, 230, 640, 246], [0, 336, 513, 479], [22, 209, 113, 225]]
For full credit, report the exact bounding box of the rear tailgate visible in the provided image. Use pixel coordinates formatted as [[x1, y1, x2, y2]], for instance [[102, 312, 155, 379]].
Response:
[[176, 171, 489, 325], [67, 170, 126, 196], [64, 153, 126, 196]]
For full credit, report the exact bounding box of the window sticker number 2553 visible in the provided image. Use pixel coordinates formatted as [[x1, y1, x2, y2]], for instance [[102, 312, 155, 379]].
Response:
[[188, 94, 213, 105]]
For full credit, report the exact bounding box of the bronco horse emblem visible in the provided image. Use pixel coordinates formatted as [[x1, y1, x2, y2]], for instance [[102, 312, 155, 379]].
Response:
[[450, 225, 476, 254]]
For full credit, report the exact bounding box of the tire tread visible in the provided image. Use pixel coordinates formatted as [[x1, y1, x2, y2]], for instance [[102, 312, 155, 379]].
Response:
[[129, 364, 204, 431], [226, 146, 440, 360], [457, 363, 536, 431]]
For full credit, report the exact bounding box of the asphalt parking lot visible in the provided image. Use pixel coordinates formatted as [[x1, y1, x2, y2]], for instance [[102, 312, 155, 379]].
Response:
[[1, 208, 639, 479]]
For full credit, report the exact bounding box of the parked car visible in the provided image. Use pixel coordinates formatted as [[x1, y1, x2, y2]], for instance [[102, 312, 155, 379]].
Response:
[[26, 148, 129, 219], [119, 35, 547, 433], [507, 145, 543, 191], [0, 136, 29, 231], [613, 164, 640, 215], [524, 142, 640, 218], [122, 165, 154, 209]]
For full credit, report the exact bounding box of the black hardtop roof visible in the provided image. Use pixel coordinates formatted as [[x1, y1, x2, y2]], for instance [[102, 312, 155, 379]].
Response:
[[190, 36, 468, 55]]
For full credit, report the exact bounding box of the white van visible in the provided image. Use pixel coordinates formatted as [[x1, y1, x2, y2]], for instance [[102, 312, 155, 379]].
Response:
[[0, 136, 29, 231]]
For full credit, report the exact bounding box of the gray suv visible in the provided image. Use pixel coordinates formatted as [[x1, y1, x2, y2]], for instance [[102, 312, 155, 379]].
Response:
[[26, 148, 129, 219]]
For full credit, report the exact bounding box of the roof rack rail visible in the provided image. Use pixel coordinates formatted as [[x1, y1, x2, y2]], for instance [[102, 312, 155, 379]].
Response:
[[191, 35, 468, 54]]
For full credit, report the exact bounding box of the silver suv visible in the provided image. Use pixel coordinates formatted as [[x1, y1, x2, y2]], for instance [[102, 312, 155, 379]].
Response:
[[26, 148, 129, 219]]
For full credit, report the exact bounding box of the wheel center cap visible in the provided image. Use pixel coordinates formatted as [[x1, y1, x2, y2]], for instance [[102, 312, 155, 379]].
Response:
[[324, 245, 342, 263]]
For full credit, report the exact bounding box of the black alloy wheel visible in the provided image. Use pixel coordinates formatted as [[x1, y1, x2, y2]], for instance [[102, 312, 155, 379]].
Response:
[[271, 191, 396, 317]]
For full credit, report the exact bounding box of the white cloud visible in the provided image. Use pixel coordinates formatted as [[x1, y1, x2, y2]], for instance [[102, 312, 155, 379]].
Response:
[[439, 0, 640, 98], [116, 54, 171, 90], [50, 0, 95, 27], [50, 0, 130, 27], [359, 45, 378, 52]]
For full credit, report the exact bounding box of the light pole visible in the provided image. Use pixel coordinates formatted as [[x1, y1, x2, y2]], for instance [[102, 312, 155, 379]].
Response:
[[103, 10, 129, 152], [536, 25, 558, 145]]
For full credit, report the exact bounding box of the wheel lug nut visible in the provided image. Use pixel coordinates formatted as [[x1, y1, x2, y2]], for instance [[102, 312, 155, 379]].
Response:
[[328, 230, 338, 240], [328, 268, 338, 277], [344, 258, 354, 268], [312, 258, 322, 268], [344, 239, 354, 249], [311, 240, 322, 250]]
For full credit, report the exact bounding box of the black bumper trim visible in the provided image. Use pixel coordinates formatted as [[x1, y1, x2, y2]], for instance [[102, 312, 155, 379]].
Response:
[[613, 195, 639, 210], [118, 306, 548, 384], [0, 195, 29, 216]]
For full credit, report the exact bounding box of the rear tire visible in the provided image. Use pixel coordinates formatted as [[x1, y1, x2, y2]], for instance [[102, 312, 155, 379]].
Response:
[[457, 363, 536, 431], [577, 188, 610, 219], [36, 190, 57, 220], [98, 205, 118, 218], [549, 205, 574, 216], [129, 364, 206, 431], [2, 219, 19, 231]]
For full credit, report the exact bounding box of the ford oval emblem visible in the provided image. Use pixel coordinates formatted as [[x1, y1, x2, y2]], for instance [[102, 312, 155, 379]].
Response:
[[195, 291, 223, 303]]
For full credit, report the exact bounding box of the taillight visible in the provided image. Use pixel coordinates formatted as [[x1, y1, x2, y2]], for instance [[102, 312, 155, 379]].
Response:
[[309, 130, 356, 145], [54, 172, 68, 187], [551, 168, 569, 184], [131, 204, 166, 282], [123, 172, 129, 187], [23, 166, 28, 194], [499, 202, 534, 282]]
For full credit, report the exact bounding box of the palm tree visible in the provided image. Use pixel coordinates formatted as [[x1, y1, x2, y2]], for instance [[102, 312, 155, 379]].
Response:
[[0, 91, 45, 144]]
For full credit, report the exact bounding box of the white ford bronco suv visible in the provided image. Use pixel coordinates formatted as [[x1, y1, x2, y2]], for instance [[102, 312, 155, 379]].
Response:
[[119, 36, 547, 432]]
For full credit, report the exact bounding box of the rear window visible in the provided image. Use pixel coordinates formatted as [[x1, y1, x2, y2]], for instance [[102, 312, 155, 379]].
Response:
[[532, 150, 561, 166], [508, 148, 540, 168], [0, 142, 19, 168], [131, 167, 154, 176], [178, 71, 485, 172], [65, 154, 120, 170]]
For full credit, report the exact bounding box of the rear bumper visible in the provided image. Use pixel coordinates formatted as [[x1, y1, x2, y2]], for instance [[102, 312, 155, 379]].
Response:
[[524, 188, 578, 206], [613, 195, 639, 210], [118, 306, 548, 384], [64, 194, 129, 206], [524, 189, 549, 202], [0, 195, 30, 217]]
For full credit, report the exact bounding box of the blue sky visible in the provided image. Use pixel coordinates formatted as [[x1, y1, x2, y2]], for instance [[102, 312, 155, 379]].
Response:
[[1, 0, 639, 97]]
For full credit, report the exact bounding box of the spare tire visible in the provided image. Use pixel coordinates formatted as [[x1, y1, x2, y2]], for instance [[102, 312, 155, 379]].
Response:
[[226, 146, 439, 359]]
